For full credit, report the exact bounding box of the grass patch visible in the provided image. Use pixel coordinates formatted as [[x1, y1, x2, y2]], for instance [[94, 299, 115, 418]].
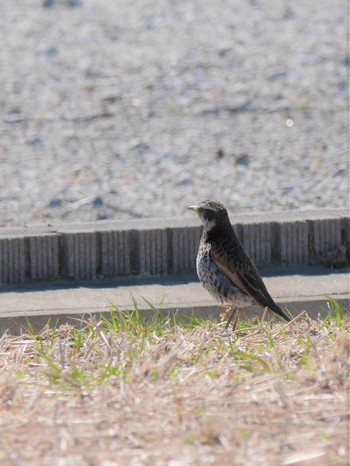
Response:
[[0, 299, 349, 465]]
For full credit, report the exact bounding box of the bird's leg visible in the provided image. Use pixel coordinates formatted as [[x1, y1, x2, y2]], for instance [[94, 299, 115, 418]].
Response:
[[225, 306, 237, 329], [225, 307, 242, 331], [232, 307, 242, 332], [221, 305, 242, 331]]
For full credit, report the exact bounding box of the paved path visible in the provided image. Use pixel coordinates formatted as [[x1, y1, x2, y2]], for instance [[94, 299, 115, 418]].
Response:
[[1, 268, 349, 334]]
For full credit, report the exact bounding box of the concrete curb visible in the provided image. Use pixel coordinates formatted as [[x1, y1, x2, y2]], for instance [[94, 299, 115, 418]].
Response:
[[1, 269, 349, 335], [0, 209, 349, 287]]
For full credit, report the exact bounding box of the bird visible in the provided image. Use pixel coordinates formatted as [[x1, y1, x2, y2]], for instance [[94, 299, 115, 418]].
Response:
[[188, 200, 291, 330]]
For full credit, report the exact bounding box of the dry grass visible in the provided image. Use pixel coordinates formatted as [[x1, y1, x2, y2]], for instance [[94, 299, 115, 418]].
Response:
[[0, 302, 349, 466]]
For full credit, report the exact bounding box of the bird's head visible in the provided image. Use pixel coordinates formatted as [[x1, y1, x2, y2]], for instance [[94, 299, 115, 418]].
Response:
[[188, 200, 230, 232]]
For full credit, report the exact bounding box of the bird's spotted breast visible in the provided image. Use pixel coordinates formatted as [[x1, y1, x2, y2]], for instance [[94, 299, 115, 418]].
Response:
[[196, 241, 255, 307]]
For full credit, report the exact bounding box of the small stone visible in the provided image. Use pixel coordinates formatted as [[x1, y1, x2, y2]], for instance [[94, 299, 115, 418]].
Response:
[[27, 137, 42, 146], [177, 178, 193, 186], [49, 198, 62, 208], [4, 113, 25, 123], [93, 196, 104, 207], [68, 0, 82, 6], [45, 47, 57, 59], [218, 48, 232, 57], [282, 185, 294, 195], [97, 212, 109, 220], [134, 143, 150, 154], [216, 149, 225, 159], [102, 95, 121, 104], [271, 71, 288, 80], [337, 81, 347, 92], [283, 7, 295, 19], [235, 154, 250, 166]]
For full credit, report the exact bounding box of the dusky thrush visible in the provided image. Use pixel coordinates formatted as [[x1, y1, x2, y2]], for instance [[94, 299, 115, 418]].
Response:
[[188, 200, 291, 330]]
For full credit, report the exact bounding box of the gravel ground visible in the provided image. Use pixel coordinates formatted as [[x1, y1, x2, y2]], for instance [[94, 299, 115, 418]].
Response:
[[0, 0, 348, 227]]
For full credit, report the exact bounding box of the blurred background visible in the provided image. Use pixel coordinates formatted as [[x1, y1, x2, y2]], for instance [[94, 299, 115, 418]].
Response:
[[0, 0, 348, 227]]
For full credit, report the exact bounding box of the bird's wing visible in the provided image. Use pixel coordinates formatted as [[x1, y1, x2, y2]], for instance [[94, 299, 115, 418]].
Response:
[[210, 244, 267, 303], [210, 240, 290, 321], [236, 269, 291, 321]]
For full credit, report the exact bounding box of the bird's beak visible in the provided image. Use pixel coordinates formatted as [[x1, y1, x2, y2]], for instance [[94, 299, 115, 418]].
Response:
[[187, 205, 198, 212]]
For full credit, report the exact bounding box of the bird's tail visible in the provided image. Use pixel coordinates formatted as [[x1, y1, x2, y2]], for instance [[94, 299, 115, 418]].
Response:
[[269, 302, 291, 322]]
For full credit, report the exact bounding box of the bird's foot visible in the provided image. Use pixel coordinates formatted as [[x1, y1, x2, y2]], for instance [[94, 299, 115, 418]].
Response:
[[219, 304, 232, 322]]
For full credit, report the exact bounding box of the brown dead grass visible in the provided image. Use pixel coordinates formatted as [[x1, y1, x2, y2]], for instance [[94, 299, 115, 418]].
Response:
[[0, 313, 349, 466]]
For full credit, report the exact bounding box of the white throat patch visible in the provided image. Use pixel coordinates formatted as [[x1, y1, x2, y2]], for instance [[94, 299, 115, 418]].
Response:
[[203, 218, 216, 231]]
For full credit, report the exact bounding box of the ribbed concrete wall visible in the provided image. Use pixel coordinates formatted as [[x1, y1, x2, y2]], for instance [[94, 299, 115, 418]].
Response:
[[0, 209, 348, 286], [0, 236, 25, 285]]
